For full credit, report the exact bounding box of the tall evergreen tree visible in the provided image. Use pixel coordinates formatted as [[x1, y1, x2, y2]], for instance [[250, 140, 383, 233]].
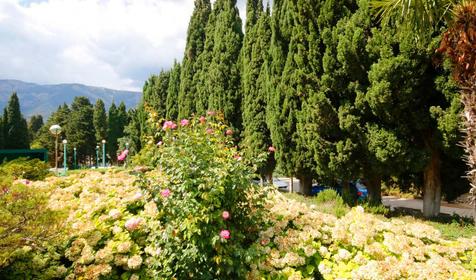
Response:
[[4, 92, 30, 149], [28, 114, 44, 143], [32, 104, 70, 165], [143, 71, 170, 119], [178, 0, 212, 119], [268, 0, 321, 194], [194, 0, 218, 115], [0, 115, 4, 149], [166, 61, 181, 120], [107, 102, 118, 161], [241, 1, 275, 180], [204, 0, 244, 129], [65, 97, 95, 163], [93, 99, 108, 143]]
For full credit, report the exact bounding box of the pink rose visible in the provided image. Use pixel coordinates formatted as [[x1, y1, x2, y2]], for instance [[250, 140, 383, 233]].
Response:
[[222, 211, 230, 220], [199, 116, 206, 124], [180, 119, 189, 126], [206, 128, 213, 134], [220, 229, 231, 240], [162, 121, 176, 131], [125, 217, 143, 231], [268, 146, 276, 153], [225, 129, 233, 136], [160, 188, 171, 198]]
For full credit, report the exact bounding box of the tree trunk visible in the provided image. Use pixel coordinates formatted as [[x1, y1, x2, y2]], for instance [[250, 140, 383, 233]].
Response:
[[422, 147, 441, 218], [367, 175, 382, 206], [290, 175, 294, 193], [461, 91, 476, 225], [298, 175, 312, 195]]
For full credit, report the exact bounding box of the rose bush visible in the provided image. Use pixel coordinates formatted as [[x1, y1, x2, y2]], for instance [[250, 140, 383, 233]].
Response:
[[133, 113, 268, 279]]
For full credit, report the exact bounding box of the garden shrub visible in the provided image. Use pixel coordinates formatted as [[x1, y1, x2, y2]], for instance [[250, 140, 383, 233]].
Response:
[[134, 113, 268, 279], [0, 158, 50, 181], [313, 189, 348, 218], [249, 192, 476, 280], [0, 178, 66, 277]]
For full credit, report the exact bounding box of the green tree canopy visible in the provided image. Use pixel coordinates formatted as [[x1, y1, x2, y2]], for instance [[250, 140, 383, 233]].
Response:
[[65, 97, 95, 163], [4, 93, 29, 149], [178, 0, 211, 119], [93, 99, 108, 143], [166, 61, 181, 120]]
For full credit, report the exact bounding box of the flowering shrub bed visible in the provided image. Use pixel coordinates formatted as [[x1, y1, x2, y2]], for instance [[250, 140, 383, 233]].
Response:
[[248, 192, 476, 280]]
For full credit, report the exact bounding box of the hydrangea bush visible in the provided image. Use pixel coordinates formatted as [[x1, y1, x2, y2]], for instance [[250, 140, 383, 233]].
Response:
[[248, 192, 476, 280]]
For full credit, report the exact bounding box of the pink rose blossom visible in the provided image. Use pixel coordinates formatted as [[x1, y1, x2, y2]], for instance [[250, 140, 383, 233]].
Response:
[[220, 229, 231, 240], [207, 111, 216, 116], [222, 211, 230, 220], [268, 146, 276, 153], [199, 116, 206, 124], [225, 129, 233, 136], [162, 121, 176, 131], [160, 188, 171, 198], [125, 217, 143, 231], [180, 119, 189, 126], [206, 128, 213, 134]]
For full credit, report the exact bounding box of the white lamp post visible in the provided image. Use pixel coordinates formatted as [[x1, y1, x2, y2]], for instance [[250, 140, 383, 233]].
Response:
[[49, 124, 62, 175]]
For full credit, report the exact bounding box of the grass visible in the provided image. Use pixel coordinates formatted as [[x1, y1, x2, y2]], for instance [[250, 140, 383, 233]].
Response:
[[284, 192, 476, 240]]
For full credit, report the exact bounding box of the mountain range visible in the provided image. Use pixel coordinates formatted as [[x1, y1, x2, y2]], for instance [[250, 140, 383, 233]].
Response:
[[0, 79, 141, 118]]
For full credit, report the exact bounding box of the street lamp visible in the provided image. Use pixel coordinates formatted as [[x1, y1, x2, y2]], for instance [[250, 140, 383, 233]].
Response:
[[49, 124, 62, 175], [102, 139, 106, 168], [73, 147, 77, 170], [62, 139, 68, 175], [96, 145, 99, 168]]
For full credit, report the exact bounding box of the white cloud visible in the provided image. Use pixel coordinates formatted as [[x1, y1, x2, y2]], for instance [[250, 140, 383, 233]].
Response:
[[0, 0, 248, 91], [0, 0, 197, 91]]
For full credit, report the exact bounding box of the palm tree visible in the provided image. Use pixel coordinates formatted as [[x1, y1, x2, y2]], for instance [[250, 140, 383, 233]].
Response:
[[370, 0, 476, 221]]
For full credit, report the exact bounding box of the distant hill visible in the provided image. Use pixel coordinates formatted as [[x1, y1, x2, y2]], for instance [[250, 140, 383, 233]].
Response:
[[0, 79, 141, 118]]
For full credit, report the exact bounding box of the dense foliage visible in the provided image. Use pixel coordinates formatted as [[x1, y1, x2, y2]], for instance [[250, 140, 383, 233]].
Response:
[[0, 158, 50, 181]]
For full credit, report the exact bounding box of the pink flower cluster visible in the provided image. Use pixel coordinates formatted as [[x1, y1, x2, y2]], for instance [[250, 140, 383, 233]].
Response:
[[220, 229, 231, 240], [180, 119, 189, 126], [268, 146, 276, 153], [163, 121, 177, 130], [125, 217, 144, 231], [199, 116, 206, 124], [226, 129, 233, 136], [117, 149, 129, 161], [160, 188, 171, 198], [222, 211, 230, 220]]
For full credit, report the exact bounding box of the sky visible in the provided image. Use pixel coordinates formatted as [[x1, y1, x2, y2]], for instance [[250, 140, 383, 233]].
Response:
[[0, 0, 247, 91]]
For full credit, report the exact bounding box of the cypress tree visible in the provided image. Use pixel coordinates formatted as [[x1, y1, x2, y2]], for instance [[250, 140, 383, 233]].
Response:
[[166, 61, 181, 120], [28, 115, 43, 135], [241, 1, 275, 180], [205, 0, 243, 129], [107, 102, 118, 161], [194, 0, 218, 115], [0, 115, 4, 149], [4, 92, 30, 149], [268, 0, 322, 194], [93, 99, 108, 143], [178, 0, 211, 119], [142, 71, 170, 119], [65, 97, 95, 163]]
